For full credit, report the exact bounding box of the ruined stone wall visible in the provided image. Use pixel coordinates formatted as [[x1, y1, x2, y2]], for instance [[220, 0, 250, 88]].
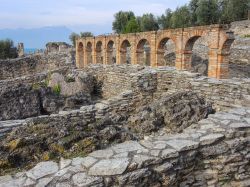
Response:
[[84, 65, 250, 111], [155, 68, 250, 111], [85, 65, 146, 99], [0, 53, 74, 80], [1, 107, 249, 187]]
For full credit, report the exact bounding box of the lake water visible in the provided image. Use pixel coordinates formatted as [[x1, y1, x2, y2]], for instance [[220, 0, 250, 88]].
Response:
[[24, 48, 38, 54]]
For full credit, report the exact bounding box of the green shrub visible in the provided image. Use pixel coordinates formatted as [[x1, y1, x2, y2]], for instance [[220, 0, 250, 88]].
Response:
[[0, 39, 18, 59], [52, 84, 61, 95], [65, 76, 75, 83], [243, 34, 250, 38]]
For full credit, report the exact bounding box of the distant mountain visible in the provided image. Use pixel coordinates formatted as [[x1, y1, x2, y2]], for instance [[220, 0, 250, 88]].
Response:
[[0, 26, 72, 49]]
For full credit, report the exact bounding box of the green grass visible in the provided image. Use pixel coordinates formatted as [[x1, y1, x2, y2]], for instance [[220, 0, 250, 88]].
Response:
[[52, 84, 61, 95]]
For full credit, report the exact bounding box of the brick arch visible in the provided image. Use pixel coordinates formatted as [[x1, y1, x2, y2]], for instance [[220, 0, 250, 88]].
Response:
[[77, 42, 84, 68], [136, 38, 151, 66], [107, 40, 115, 64], [120, 39, 131, 64], [182, 30, 209, 70], [95, 41, 103, 64], [86, 41, 93, 64], [156, 37, 177, 67]]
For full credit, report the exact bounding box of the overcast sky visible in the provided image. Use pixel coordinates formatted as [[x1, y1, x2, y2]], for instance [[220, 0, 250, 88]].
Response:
[[0, 0, 189, 30]]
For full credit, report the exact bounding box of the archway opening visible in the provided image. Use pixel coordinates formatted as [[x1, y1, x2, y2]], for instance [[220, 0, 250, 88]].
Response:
[[157, 38, 176, 67], [136, 39, 151, 66], [120, 40, 131, 64], [219, 39, 235, 79], [86, 42, 92, 64], [96, 41, 103, 64], [77, 42, 84, 67], [107, 40, 116, 64], [185, 36, 209, 75]]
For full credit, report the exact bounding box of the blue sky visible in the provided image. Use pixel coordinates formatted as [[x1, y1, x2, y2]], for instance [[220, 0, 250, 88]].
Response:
[[0, 0, 189, 31]]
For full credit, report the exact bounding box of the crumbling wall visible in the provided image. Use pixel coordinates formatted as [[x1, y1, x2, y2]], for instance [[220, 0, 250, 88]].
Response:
[[0, 53, 74, 80]]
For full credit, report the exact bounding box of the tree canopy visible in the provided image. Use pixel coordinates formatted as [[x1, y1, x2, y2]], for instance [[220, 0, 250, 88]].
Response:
[[112, 0, 250, 33], [0, 39, 18, 60], [69, 32, 94, 47]]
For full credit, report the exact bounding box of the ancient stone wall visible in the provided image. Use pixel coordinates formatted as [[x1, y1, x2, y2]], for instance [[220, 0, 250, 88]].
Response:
[[83, 65, 250, 111], [1, 107, 249, 187], [0, 53, 74, 80]]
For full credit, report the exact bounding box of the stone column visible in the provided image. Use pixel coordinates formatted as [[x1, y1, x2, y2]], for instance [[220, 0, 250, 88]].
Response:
[[182, 50, 192, 70], [18, 43, 24, 57], [92, 39, 97, 64], [150, 32, 157, 67], [175, 33, 184, 70], [116, 36, 121, 65], [130, 35, 136, 65]]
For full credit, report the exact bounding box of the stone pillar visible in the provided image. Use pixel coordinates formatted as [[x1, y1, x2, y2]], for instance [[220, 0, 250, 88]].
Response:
[[18, 43, 24, 57], [92, 39, 97, 64], [130, 36, 136, 65], [182, 50, 192, 70], [150, 32, 157, 67], [175, 34, 184, 70], [116, 36, 121, 65], [207, 48, 219, 78]]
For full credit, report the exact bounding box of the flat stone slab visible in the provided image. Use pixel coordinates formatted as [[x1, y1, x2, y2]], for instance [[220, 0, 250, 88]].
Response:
[[111, 141, 147, 153], [72, 172, 103, 186], [88, 158, 129, 176], [200, 133, 225, 145], [166, 139, 199, 151], [26, 161, 59, 180], [230, 123, 250, 129], [89, 149, 114, 158]]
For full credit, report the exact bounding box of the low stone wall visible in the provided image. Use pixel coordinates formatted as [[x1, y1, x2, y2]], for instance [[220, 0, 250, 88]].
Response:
[[0, 53, 74, 80], [83, 65, 250, 111], [1, 107, 249, 187], [154, 67, 250, 111]]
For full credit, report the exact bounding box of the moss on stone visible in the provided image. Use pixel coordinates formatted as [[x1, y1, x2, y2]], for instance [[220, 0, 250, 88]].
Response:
[[7, 138, 24, 151]]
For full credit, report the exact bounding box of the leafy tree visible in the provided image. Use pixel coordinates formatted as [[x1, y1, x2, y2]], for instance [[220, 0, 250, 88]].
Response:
[[138, 13, 159, 32], [112, 11, 136, 33], [220, 0, 250, 23], [158, 9, 173, 29], [80, 32, 94, 37], [195, 0, 220, 25], [69, 32, 80, 47], [189, 0, 199, 25], [170, 5, 192, 28], [123, 18, 141, 33], [0, 39, 18, 59]]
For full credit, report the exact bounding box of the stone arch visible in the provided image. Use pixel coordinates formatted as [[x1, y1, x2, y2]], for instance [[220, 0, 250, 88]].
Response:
[[86, 42, 93, 64], [107, 40, 116, 64], [77, 42, 84, 68], [156, 37, 176, 67], [182, 35, 206, 70], [120, 40, 131, 64], [216, 38, 235, 78], [96, 41, 103, 64], [136, 39, 151, 66]]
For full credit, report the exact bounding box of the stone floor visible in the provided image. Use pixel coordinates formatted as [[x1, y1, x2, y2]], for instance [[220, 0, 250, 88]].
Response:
[[0, 107, 250, 186]]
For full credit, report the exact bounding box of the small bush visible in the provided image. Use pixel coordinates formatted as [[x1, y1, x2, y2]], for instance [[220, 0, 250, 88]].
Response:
[[65, 76, 75, 83], [243, 34, 250, 38], [53, 84, 61, 95]]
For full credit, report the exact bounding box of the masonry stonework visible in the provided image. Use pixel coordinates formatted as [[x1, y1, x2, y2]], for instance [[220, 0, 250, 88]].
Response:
[[76, 25, 235, 79]]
